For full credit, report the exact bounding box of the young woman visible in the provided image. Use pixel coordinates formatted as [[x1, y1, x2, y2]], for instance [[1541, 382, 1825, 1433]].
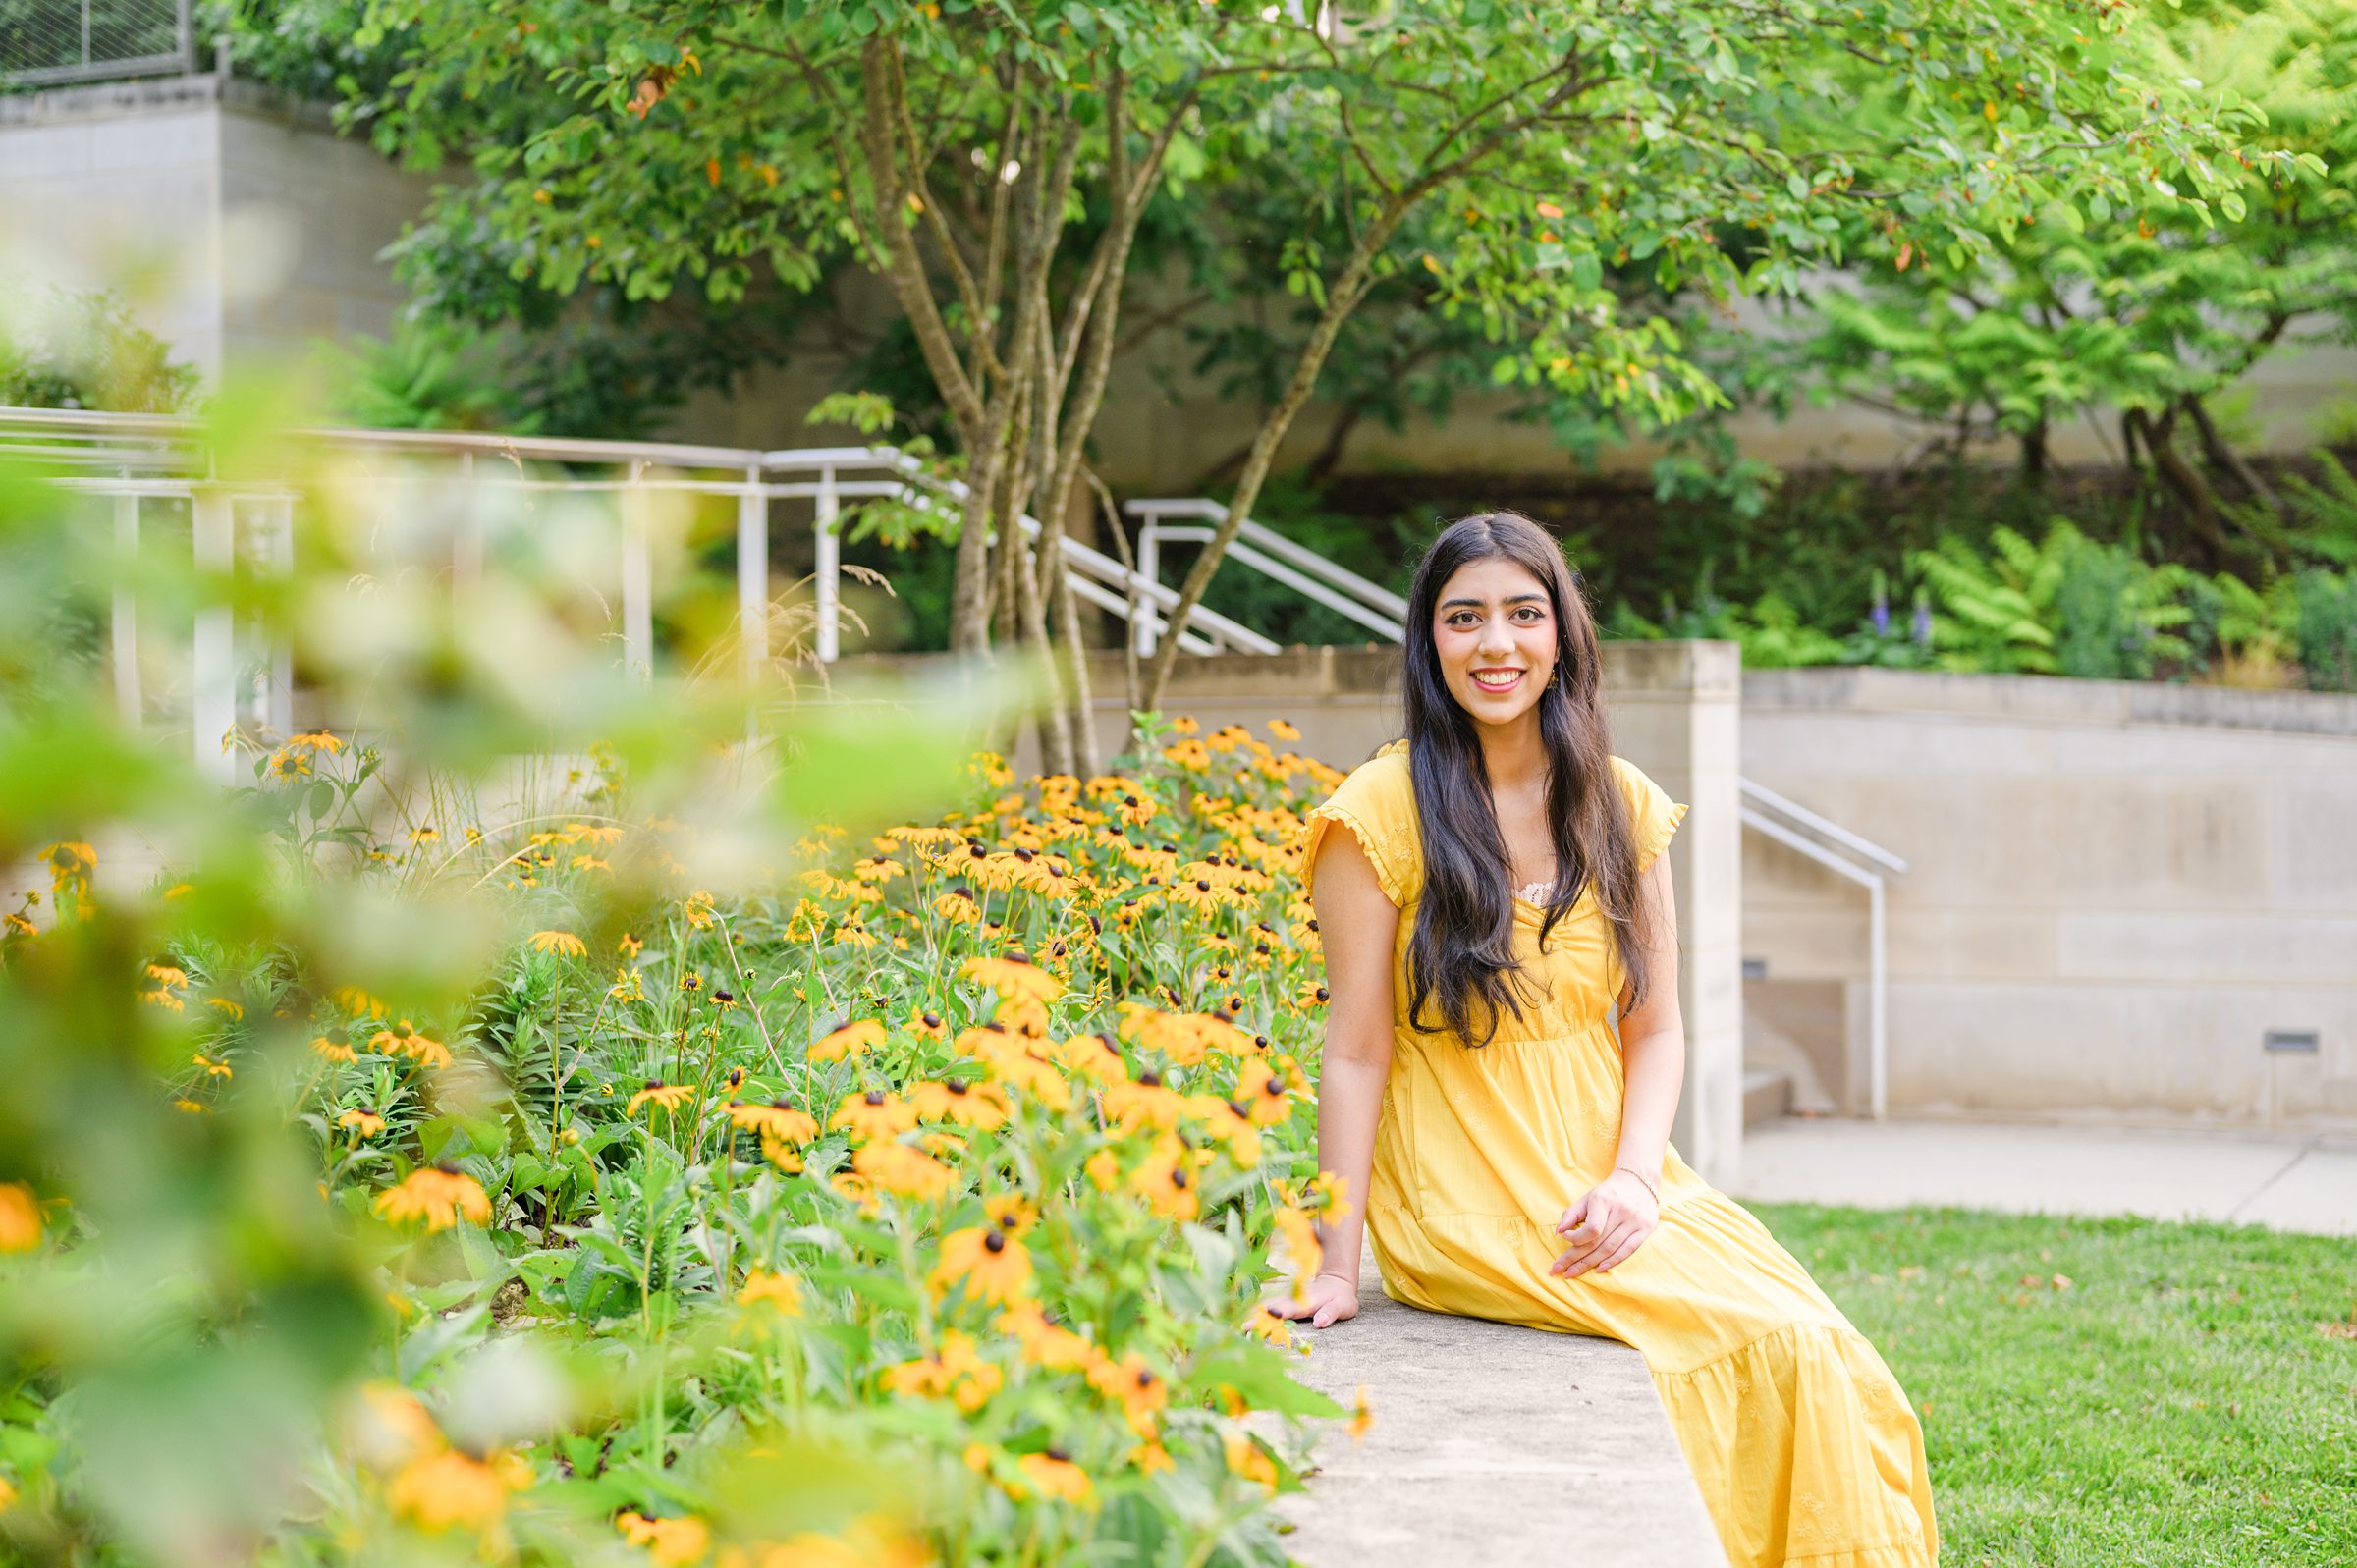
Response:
[[1271, 513, 1937, 1568]]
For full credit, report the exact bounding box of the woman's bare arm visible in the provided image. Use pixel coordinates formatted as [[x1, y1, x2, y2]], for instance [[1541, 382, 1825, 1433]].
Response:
[[1269, 826, 1398, 1328], [1553, 851, 1684, 1278]]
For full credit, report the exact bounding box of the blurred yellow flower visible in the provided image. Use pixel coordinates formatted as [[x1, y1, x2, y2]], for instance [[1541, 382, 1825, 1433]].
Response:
[[928, 1225, 1033, 1305], [851, 1139, 956, 1202], [727, 1100, 817, 1143], [312, 1035, 357, 1063], [829, 1088, 916, 1142], [617, 1510, 711, 1565], [736, 1269, 803, 1316], [0, 1182, 44, 1253], [338, 1107, 387, 1137], [1013, 1450, 1093, 1506], [387, 1446, 530, 1533], [528, 930, 587, 956], [808, 1018, 887, 1063], [373, 1164, 491, 1231]]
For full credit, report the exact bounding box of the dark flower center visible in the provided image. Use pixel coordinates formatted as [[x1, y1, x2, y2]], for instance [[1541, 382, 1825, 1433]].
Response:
[[863, 1089, 887, 1107], [922, 1011, 943, 1028], [946, 1078, 969, 1095], [983, 1230, 1007, 1254]]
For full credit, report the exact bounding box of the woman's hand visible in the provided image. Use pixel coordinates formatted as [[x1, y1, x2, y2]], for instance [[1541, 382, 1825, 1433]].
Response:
[[1267, 1271, 1361, 1329], [1549, 1170, 1660, 1279]]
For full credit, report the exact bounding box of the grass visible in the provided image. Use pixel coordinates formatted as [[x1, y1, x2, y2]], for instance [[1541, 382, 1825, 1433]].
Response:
[[1751, 1204, 2357, 1568]]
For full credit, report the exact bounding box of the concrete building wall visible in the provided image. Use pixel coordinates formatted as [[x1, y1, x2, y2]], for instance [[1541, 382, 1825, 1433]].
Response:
[[0, 73, 427, 380], [1741, 668, 2357, 1131]]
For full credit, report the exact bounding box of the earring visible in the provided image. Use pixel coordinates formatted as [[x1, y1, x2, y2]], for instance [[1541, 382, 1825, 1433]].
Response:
[[1546, 668, 1558, 690]]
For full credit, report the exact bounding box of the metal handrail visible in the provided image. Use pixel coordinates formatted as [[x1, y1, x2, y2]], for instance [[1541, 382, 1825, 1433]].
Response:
[[1737, 779, 1907, 1120]]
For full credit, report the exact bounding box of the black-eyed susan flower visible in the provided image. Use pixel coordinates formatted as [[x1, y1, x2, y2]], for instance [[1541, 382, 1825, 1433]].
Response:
[[1103, 1073, 1183, 1132], [528, 930, 587, 957], [881, 1330, 1001, 1413], [1242, 1302, 1296, 1346], [371, 1021, 452, 1069], [1051, 1031, 1129, 1087], [932, 885, 982, 925], [735, 1269, 803, 1316], [1128, 1439, 1175, 1475], [1223, 1431, 1280, 1491], [928, 1225, 1033, 1305], [1273, 1205, 1324, 1295], [961, 953, 1065, 1003], [906, 1077, 1010, 1130], [617, 931, 644, 958], [727, 1100, 817, 1143], [615, 1511, 710, 1566], [1268, 718, 1300, 740], [807, 1018, 887, 1063], [312, 1035, 357, 1063], [995, 1300, 1095, 1371], [0, 1182, 43, 1253], [1129, 1140, 1204, 1222], [850, 1139, 956, 1202], [829, 1088, 916, 1142], [1085, 1352, 1169, 1436], [1238, 1057, 1306, 1125], [628, 1081, 692, 1116], [338, 1107, 387, 1137], [983, 1191, 1036, 1236], [1013, 1450, 1093, 1506], [373, 1163, 491, 1231], [387, 1446, 532, 1533], [192, 1053, 232, 1080]]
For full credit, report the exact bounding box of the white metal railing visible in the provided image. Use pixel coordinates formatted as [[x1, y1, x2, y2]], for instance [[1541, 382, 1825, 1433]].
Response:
[[3, 407, 1304, 780], [1737, 779, 1908, 1119], [1124, 497, 1407, 652]]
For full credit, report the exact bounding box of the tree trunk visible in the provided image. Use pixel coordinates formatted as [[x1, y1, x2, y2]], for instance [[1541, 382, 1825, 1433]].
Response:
[[2184, 394, 2288, 524], [2127, 406, 2233, 568]]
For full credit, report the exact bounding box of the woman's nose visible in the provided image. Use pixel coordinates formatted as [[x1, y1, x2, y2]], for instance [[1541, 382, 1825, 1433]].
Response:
[[1475, 617, 1515, 656]]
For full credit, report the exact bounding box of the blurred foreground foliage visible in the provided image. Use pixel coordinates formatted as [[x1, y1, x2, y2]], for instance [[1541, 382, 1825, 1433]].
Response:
[[0, 400, 1355, 1566]]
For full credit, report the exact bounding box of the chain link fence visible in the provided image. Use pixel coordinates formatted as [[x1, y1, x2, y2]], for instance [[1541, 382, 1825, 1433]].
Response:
[[0, 0, 192, 88]]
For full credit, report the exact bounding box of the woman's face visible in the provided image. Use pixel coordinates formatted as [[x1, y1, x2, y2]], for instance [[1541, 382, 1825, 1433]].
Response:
[[1431, 556, 1558, 728]]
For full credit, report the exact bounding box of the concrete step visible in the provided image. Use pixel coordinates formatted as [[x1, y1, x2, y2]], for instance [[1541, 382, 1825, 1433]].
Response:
[[1742, 1066, 1793, 1128], [1272, 1240, 1729, 1566]]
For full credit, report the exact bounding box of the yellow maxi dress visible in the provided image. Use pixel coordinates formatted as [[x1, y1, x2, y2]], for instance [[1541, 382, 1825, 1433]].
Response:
[[1304, 745, 1938, 1568]]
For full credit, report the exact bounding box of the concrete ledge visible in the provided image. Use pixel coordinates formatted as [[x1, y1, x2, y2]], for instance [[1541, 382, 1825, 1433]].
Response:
[[1275, 1242, 1728, 1567], [1744, 665, 2357, 737]]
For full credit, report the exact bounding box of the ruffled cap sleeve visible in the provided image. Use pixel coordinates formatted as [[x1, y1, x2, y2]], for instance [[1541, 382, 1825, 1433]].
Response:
[[1300, 742, 1420, 909]]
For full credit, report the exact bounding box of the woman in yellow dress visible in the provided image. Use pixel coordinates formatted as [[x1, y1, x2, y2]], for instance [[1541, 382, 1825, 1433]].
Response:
[[1272, 512, 1938, 1568]]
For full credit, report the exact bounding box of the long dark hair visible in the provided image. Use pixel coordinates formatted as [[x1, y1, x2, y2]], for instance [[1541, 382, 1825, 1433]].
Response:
[[1400, 512, 1655, 1046]]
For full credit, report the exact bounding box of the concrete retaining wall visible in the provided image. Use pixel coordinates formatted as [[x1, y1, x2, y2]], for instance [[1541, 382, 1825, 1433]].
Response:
[[1742, 668, 2357, 1131]]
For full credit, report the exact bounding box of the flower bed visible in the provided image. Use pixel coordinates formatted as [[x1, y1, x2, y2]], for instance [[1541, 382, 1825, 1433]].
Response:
[[0, 720, 1362, 1566]]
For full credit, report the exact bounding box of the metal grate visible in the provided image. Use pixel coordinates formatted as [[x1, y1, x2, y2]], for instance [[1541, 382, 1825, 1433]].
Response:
[[0, 0, 191, 88]]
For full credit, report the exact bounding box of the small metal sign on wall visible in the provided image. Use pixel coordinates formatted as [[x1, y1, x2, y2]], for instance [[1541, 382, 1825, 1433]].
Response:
[[0, 0, 192, 89]]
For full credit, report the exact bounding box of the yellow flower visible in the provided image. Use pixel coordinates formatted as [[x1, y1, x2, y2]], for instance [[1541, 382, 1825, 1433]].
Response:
[[629, 1081, 693, 1116], [0, 1182, 44, 1253], [932, 885, 982, 925], [807, 1018, 887, 1063], [205, 998, 245, 1021], [1349, 1383, 1376, 1442], [145, 963, 189, 988], [331, 985, 388, 1019], [1241, 1302, 1295, 1346], [928, 1225, 1034, 1305], [850, 1139, 957, 1202], [1223, 1431, 1280, 1491], [1013, 1450, 1093, 1506], [617, 1510, 711, 1566], [42, 840, 96, 889], [880, 1330, 1001, 1413], [905, 1076, 1010, 1129], [1268, 719, 1300, 740], [528, 930, 587, 957], [962, 953, 1065, 1003], [192, 1053, 232, 1080], [1168, 716, 1200, 736], [1273, 1205, 1323, 1296], [736, 1269, 804, 1316], [1128, 1439, 1175, 1475], [312, 1035, 357, 1063], [0, 1473, 17, 1511], [338, 1107, 387, 1137], [387, 1446, 530, 1533], [829, 1088, 917, 1142], [1237, 1056, 1305, 1125], [1086, 1351, 1169, 1437], [288, 730, 345, 754], [371, 1020, 451, 1069], [373, 1163, 492, 1231], [994, 1300, 1095, 1371], [1129, 1140, 1205, 1222], [727, 1100, 817, 1143]]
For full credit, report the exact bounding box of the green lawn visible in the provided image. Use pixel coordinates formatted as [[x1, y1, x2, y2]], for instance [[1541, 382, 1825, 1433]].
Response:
[[1751, 1204, 2357, 1568]]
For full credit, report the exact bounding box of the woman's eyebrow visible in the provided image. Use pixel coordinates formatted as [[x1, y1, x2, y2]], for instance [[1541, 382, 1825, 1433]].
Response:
[[1439, 594, 1548, 610]]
